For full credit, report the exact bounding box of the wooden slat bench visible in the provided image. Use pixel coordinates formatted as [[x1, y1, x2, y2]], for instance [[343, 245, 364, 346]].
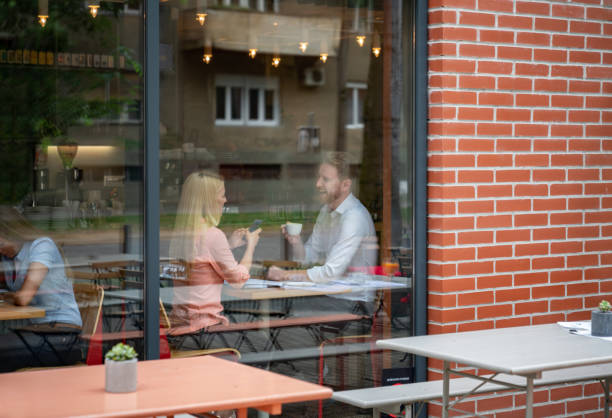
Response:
[[332, 363, 612, 418]]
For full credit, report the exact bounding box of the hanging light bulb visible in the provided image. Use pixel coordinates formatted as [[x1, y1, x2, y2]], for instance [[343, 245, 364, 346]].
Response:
[[355, 35, 366, 47], [372, 32, 381, 57], [203, 39, 213, 64], [319, 53, 328, 63], [196, 13, 207, 26], [272, 56, 281, 68], [38, 0, 48, 27], [89, 5, 99, 17], [298, 41, 309, 53], [248, 49, 257, 59], [38, 14, 48, 27]]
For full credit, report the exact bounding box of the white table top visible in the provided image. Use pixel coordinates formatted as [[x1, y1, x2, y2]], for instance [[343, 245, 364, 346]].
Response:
[[377, 324, 612, 376]]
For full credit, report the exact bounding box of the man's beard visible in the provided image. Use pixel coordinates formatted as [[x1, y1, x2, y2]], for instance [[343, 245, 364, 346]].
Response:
[[318, 187, 342, 205]]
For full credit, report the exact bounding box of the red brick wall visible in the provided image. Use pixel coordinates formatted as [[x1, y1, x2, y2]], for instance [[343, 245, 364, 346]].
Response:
[[427, 0, 612, 415]]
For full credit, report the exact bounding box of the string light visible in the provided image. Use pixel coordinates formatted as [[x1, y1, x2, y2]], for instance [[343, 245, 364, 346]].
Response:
[[203, 54, 212, 64], [319, 53, 328, 63], [355, 35, 366, 47], [248, 49, 257, 59], [298, 41, 308, 53], [272, 56, 281, 68], [372, 47, 381, 57], [372, 32, 381, 57], [196, 13, 207, 26]]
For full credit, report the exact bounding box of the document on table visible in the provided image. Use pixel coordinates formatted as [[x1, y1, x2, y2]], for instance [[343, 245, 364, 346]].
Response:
[[244, 278, 350, 293], [557, 321, 612, 342]]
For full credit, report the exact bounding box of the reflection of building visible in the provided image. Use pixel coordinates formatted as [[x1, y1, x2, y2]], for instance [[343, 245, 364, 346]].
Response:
[[158, 1, 382, 212]]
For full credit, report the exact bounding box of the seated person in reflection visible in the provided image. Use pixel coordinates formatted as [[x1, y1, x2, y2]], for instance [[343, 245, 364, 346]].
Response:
[[267, 152, 377, 308], [168, 171, 261, 336], [0, 206, 82, 372]]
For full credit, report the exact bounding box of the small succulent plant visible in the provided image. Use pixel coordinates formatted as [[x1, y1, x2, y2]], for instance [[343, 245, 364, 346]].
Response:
[[105, 343, 138, 362], [599, 300, 611, 313]]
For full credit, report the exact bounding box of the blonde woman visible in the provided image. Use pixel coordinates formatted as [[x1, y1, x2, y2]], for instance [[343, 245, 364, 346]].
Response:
[[168, 171, 260, 336]]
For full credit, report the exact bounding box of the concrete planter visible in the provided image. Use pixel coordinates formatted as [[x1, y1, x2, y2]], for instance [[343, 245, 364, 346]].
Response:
[[105, 358, 138, 393], [591, 311, 612, 337]]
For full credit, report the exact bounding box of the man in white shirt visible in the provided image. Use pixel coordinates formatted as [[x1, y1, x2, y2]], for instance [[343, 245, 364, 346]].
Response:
[[268, 152, 377, 303]]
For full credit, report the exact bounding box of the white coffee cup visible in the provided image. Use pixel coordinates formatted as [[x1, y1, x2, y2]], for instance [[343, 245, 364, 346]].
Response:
[[285, 222, 302, 236]]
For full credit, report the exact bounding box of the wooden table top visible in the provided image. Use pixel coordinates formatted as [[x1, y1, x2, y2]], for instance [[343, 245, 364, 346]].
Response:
[[0, 356, 332, 418], [0, 303, 46, 321]]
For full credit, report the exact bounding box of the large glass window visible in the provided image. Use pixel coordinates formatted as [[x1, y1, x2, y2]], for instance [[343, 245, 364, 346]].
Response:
[[0, 0, 144, 371], [159, 1, 413, 416]]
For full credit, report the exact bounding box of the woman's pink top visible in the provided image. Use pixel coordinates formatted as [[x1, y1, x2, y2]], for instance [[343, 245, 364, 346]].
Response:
[[169, 226, 249, 335]]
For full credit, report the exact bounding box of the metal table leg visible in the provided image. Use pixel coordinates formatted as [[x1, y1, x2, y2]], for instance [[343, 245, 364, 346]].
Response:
[[525, 375, 534, 418], [442, 360, 450, 418], [604, 377, 610, 418]]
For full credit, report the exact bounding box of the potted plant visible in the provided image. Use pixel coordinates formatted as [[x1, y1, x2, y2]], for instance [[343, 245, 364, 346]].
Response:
[[105, 343, 138, 393], [591, 300, 612, 337]]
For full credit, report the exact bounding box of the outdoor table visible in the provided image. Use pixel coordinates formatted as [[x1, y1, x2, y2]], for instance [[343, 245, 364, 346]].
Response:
[[0, 302, 45, 321], [377, 323, 612, 418], [0, 355, 332, 418]]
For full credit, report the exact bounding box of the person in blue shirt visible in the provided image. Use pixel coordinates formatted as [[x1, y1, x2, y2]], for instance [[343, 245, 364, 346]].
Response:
[[0, 206, 82, 372]]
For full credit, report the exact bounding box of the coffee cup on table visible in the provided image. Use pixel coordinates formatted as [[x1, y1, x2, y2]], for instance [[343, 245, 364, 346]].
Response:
[[285, 222, 302, 236]]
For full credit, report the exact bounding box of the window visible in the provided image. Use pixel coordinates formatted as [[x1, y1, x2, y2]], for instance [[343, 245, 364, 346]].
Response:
[[219, 0, 278, 12], [215, 75, 279, 126], [346, 82, 366, 129]]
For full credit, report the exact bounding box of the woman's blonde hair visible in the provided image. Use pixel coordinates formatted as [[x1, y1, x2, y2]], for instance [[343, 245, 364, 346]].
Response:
[[169, 170, 225, 261]]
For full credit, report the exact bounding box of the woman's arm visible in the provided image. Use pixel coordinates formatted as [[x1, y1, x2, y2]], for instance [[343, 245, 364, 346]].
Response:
[[238, 228, 261, 271], [13, 262, 47, 306]]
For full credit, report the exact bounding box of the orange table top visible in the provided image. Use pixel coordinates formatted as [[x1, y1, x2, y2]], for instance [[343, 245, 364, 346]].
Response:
[[0, 303, 45, 321], [0, 356, 333, 418]]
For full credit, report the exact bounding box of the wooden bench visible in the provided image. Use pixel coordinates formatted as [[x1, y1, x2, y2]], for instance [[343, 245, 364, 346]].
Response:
[[332, 363, 612, 417]]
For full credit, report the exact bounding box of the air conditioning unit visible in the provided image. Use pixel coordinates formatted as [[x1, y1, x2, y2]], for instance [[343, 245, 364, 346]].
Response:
[[303, 67, 326, 87]]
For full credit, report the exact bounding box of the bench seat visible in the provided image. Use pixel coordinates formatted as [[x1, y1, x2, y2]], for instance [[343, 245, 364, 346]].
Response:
[[82, 313, 368, 345], [332, 363, 612, 417]]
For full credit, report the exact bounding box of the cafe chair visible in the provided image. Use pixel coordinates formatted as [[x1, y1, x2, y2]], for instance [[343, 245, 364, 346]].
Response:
[[13, 283, 104, 368]]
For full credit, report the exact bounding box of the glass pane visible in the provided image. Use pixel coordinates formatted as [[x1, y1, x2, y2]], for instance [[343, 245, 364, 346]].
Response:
[[230, 87, 242, 120], [159, 2, 413, 416], [249, 88, 259, 120], [264, 89, 274, 121], [0, 1, 145, 371], [216, 86, 226, 119]]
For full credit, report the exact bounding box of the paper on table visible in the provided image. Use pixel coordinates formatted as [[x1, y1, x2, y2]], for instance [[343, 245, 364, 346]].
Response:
[[557, 321, 591, 331], [558, 321, 612, 342]]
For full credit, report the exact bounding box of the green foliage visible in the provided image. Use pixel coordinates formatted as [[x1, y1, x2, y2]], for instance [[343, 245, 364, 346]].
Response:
[[599, 300, 611, 313], [0, 0, 141, 203], [105, 342, 138, 361]]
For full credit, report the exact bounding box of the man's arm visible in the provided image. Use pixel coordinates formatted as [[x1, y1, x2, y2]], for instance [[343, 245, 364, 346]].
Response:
[[267, 266, 309, 282]]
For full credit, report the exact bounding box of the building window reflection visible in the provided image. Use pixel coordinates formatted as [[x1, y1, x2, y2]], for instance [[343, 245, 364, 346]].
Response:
[[345, 82, 366, 130], [215, 75, 279, 126]]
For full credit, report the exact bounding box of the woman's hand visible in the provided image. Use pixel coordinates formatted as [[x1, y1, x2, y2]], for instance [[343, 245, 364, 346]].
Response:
[[228, 228, 247, 249], [245, 227, 261, 249]]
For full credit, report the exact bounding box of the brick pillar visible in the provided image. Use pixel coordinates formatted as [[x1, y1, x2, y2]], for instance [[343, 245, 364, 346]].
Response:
[[427, 0, 612, 415]]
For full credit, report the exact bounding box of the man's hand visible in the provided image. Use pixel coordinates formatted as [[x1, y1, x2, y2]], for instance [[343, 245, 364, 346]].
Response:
[[266, 265, 287, 281], [281, 225, 302, 246]]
